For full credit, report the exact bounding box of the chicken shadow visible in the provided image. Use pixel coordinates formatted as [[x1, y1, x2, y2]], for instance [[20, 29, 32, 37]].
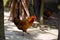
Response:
[[12, 30, 40, 40]]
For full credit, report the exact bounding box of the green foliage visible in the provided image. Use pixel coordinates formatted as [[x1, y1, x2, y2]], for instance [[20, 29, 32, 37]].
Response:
[[3, 0, 8, 6]]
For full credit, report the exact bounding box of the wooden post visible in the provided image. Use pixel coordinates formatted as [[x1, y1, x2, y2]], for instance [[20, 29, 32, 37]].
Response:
[[21, 0, 30, 18], [57, 0, 60, 40], [8, 0, 17, 21], [0, 0, 5, 40], [40, 0, 44, 30]]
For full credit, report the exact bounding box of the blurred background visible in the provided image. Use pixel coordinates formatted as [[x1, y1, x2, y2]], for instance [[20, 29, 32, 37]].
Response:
[[4, 0, 60, 40]]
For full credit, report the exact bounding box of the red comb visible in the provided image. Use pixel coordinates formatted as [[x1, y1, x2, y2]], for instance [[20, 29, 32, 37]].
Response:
[[31, 16, 36, 18]]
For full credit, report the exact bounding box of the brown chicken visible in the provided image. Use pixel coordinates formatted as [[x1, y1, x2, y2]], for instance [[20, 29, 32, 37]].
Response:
[[44, 10, 53, 20], [13, 16, 36, 33]]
